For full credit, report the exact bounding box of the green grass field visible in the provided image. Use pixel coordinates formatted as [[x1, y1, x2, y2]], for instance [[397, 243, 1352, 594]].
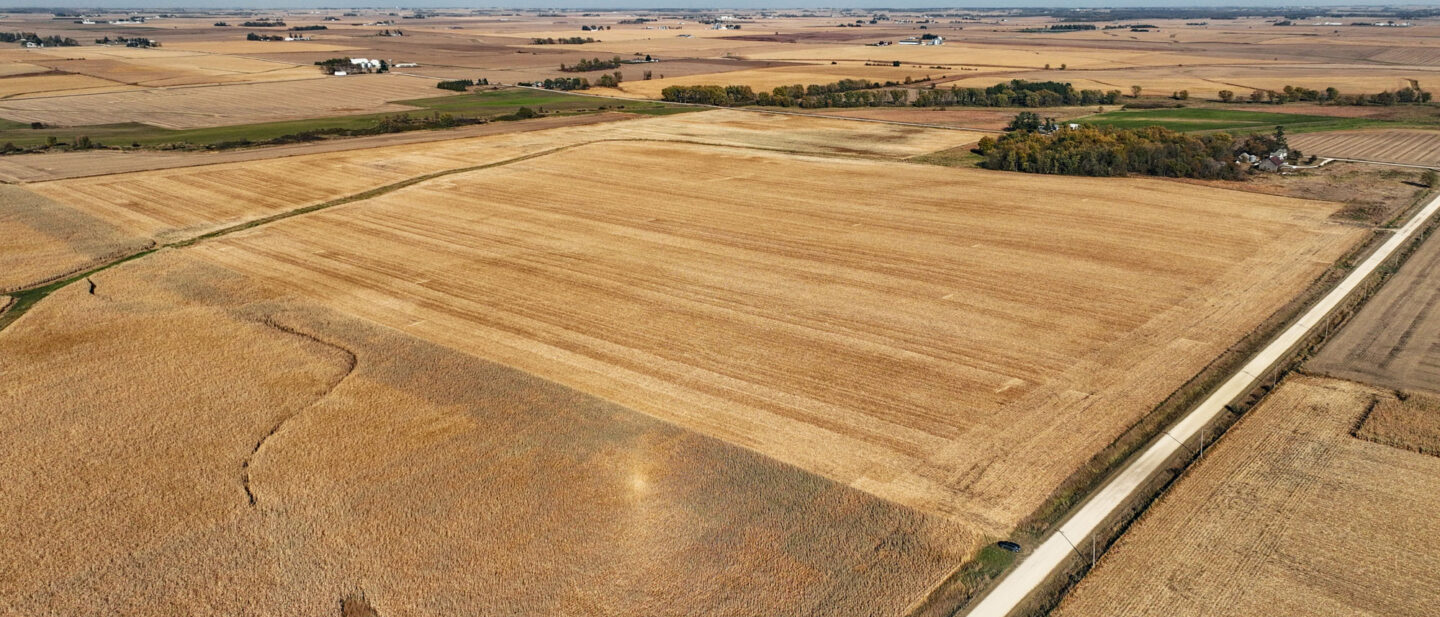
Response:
[[0, 88, 691, 150], [1077, 107, 1392, 134]]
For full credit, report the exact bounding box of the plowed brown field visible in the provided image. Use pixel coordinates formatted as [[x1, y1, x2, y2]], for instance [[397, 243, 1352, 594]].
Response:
[[1290, 129, 1440, 167], [1310, 221, 1440, 392], [188, 139, 1361, 536], [1054, 376, 1440, 617]]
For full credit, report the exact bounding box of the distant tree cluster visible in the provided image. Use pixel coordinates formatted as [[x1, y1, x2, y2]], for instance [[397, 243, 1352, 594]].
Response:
[[660, 79, 1122, 109], [533, 36, 597, 44], [95, 36, 159, 48], [1020, 23, 1097, 32], [1218, 84, 1431, 105], [289, 25, 327, 31], [0, 32, 79, 46], [915, 80, 1121, 107], [436, 79, 474, 91], [579, 24, 610, 31], [314, 57, 387, 74], [596, 71, 623, 87], [560, 56, 623, 72], [976, 122, 1248, 179], [538, 77, 589, 90], [213, 22, 229, 26], [242, 20, 285, 27], [247, 32, 285, 41]]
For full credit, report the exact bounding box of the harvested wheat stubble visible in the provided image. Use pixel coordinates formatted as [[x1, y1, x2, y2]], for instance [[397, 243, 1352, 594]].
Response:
[[0, 74, 443, 129], [24, 110, 981, 247], [0, 185, 151, 292], [1054, 376, 1440, 617], [1290, 129, 1440, 167], [1356, 390, 1440, 457], [0, 253, 967, 616], [193, 140, 1361, 539]]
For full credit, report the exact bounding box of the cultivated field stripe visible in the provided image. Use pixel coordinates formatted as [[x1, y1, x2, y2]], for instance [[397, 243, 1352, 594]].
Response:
[[965, 190, 1440, 617]]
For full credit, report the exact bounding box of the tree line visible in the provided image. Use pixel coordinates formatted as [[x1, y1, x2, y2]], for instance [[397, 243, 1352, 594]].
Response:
[[660, 79, 1122, 109], [976, 122, 1251, 179], [533, 37, 596, 44], [0, 32, 79, 46], [95, 36, 159, 48], [561, 57, 623, 72], [1217, 84, 1431, 105]]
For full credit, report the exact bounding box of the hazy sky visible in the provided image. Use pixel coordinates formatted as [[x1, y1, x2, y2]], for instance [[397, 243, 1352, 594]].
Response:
[[1, 1, 1435, 9]]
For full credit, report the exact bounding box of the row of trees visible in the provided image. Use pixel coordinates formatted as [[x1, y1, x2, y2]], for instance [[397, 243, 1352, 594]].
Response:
[[660, 79, 1122, 109], [0, 32, 79, 46], [561, 56, 624, 72], [976, 124, 1248, 179], [915, 81, 1121, 107], [538, 77, 589, 90], [290, 25, 327, 31], [1217, 84, 1431, 105], [242, 20, 284, 27], [532, 37, 596, 44], [95, 36, 159, 48], [436, 79, 474, 91]]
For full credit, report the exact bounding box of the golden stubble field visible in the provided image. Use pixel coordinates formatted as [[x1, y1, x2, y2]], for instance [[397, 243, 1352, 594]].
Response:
[[0, 252, 969, 616], [185, 139, 1362, 538], [0, 73, 443, 129], [14, 111, 982, 279], [1054, 376, 1440, 617]]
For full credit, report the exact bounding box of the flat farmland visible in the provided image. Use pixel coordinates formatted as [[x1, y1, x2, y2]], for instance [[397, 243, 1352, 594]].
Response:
[[1310, 220, 1440, 392], [20, 48, 321, 88], [23, 110, 983, 250], [191, 140, 1361, 535], [0, 74, 443, 129], [1290, 130, 1440, 167], [0, 72, 139, 99], [740, 43, 1279, 70], [0, 252, 969, 616], [0, 185, 149, 291], [1054, 376, 1440, 617], [600, 63, 960, 99]]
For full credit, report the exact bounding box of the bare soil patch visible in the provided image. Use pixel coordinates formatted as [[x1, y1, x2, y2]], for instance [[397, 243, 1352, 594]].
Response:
[[1311, 220, 1440, 392]]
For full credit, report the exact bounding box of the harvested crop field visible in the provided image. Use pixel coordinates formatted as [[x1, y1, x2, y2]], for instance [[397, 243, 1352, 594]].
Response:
[[0, 74, 444, 129], [1290, 130, 1440, 167], [1054, 376, 1440, 617], [0, 185, 150, 292], [1356, 391, 1440, 457], [601, 63, 968, 99], [0, 72, 138, 99], [0, 112, 636, 183], [187, 139, 1361, 538], [22, 110, 982, 251], [22, 50, 321, 88], [1310, 223, 1440, 392], [0, 252, 969, 616]]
